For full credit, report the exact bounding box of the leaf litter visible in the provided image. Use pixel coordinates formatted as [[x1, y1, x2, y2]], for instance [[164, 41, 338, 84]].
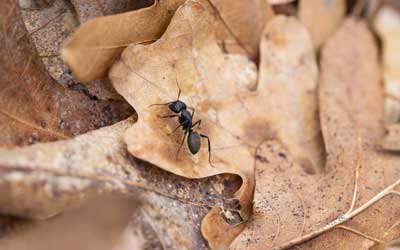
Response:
[[230, 18, 400, 250], [109, 0, 325, 247], [0, 0, 132, 148], [1, 0, 400, 249]]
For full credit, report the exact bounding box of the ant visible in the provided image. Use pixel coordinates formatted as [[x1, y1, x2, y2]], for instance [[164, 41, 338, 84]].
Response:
[[150, 80, 212, 165]]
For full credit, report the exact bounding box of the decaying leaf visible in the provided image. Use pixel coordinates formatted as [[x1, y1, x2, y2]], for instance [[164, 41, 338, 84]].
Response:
[[0, 0, 132, 148], [299, 0, 346, 49], [257, 14, 324, 174], [70, 0, 154, 23], [231, 18, 400, 250], [0, 117, 240, 220], [0, 195, 139, 250], [109, 0, 324, 246], [0, 191, 210, 250], [206, 0, 274, 59], [116, 191, 209, 250], [20, 0, 77, 86], [61, 0, 186, 83], [20, 0, 139, 103], [374, 5, 400, 123]]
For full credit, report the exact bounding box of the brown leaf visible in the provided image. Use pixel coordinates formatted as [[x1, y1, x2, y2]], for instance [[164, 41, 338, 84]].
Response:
[[20, 0, 138, 102], [0, 0, 132, 148], [231, 18, 400, 250], [109, 1, 256, 247], [70, 0, 154, 23], [256, 15, 324, 174], [299, 0, 346, 49], [61, 0, 186, 83], [206, 0, 274, 59], [0, 195, 139, 250], [109, 0, 322, 246], [0, 192, 209, 250], [0, 117, 240, 220], [374, 6, 400, 123], [116, 191, 209, 250]]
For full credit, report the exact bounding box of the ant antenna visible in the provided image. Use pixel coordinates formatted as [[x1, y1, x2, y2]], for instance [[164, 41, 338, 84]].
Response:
[[175, 78, 181, 100]]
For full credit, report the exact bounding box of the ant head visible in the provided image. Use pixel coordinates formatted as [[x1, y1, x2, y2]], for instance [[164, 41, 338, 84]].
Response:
[[168, 100, 187, 113]]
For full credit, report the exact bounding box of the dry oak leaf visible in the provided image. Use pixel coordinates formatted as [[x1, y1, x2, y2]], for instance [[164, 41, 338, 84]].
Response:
[[0, 0, 132, 148], [231, 18, 400, 250], [110, 0, 321, 247], [299, 0, 346, 49], [62, 0, 186, 83]]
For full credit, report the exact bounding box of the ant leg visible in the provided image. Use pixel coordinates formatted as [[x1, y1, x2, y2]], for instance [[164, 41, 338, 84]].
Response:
[[200, 134, 212, 165], [168, 124, 183, 135], [158, 114, 179, 119], [190, 107, 195, 118], [176, 129, 189, 160], [192, 119, 202, 129], [167, 120, 189, 136]]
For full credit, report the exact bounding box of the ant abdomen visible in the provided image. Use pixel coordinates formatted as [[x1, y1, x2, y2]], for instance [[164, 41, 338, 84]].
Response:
[[188, 132, 201, 154]]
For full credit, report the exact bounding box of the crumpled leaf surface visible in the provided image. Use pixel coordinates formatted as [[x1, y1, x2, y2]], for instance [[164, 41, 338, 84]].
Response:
[[0, 5, 240, 239], [0, 117, 240, 220], [374, 6, 400, 123], [299, 0, 345, 49], [20, 0, 144, 103], [0, 0, 132, 148], [0, 195, 139, 250], [0, 191, 210, 250], [115, 191, 209, 250], [62, 0, 186, 83], [231, 18, 400, 250], [109, 0, 322, 246], [20, 0, 77, 86]]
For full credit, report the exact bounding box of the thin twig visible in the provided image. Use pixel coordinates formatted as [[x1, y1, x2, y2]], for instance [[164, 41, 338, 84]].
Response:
[[336, 225, 384, 244]]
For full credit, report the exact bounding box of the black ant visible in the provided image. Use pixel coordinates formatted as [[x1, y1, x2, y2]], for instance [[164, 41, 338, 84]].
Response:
[[150, 80, 212, 165]]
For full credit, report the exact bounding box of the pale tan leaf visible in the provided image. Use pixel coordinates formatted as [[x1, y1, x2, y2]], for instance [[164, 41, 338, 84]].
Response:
[[231, 18, 400, 250], [109, 1, 257, 247], [257, 15, 324, 174], [299, 0, 346, 49], [109, 0, 322, 245], [61, 0, 186, 83]]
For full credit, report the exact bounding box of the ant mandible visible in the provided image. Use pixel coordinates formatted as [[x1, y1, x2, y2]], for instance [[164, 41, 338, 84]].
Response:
[[150, 80, 212, 165]]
